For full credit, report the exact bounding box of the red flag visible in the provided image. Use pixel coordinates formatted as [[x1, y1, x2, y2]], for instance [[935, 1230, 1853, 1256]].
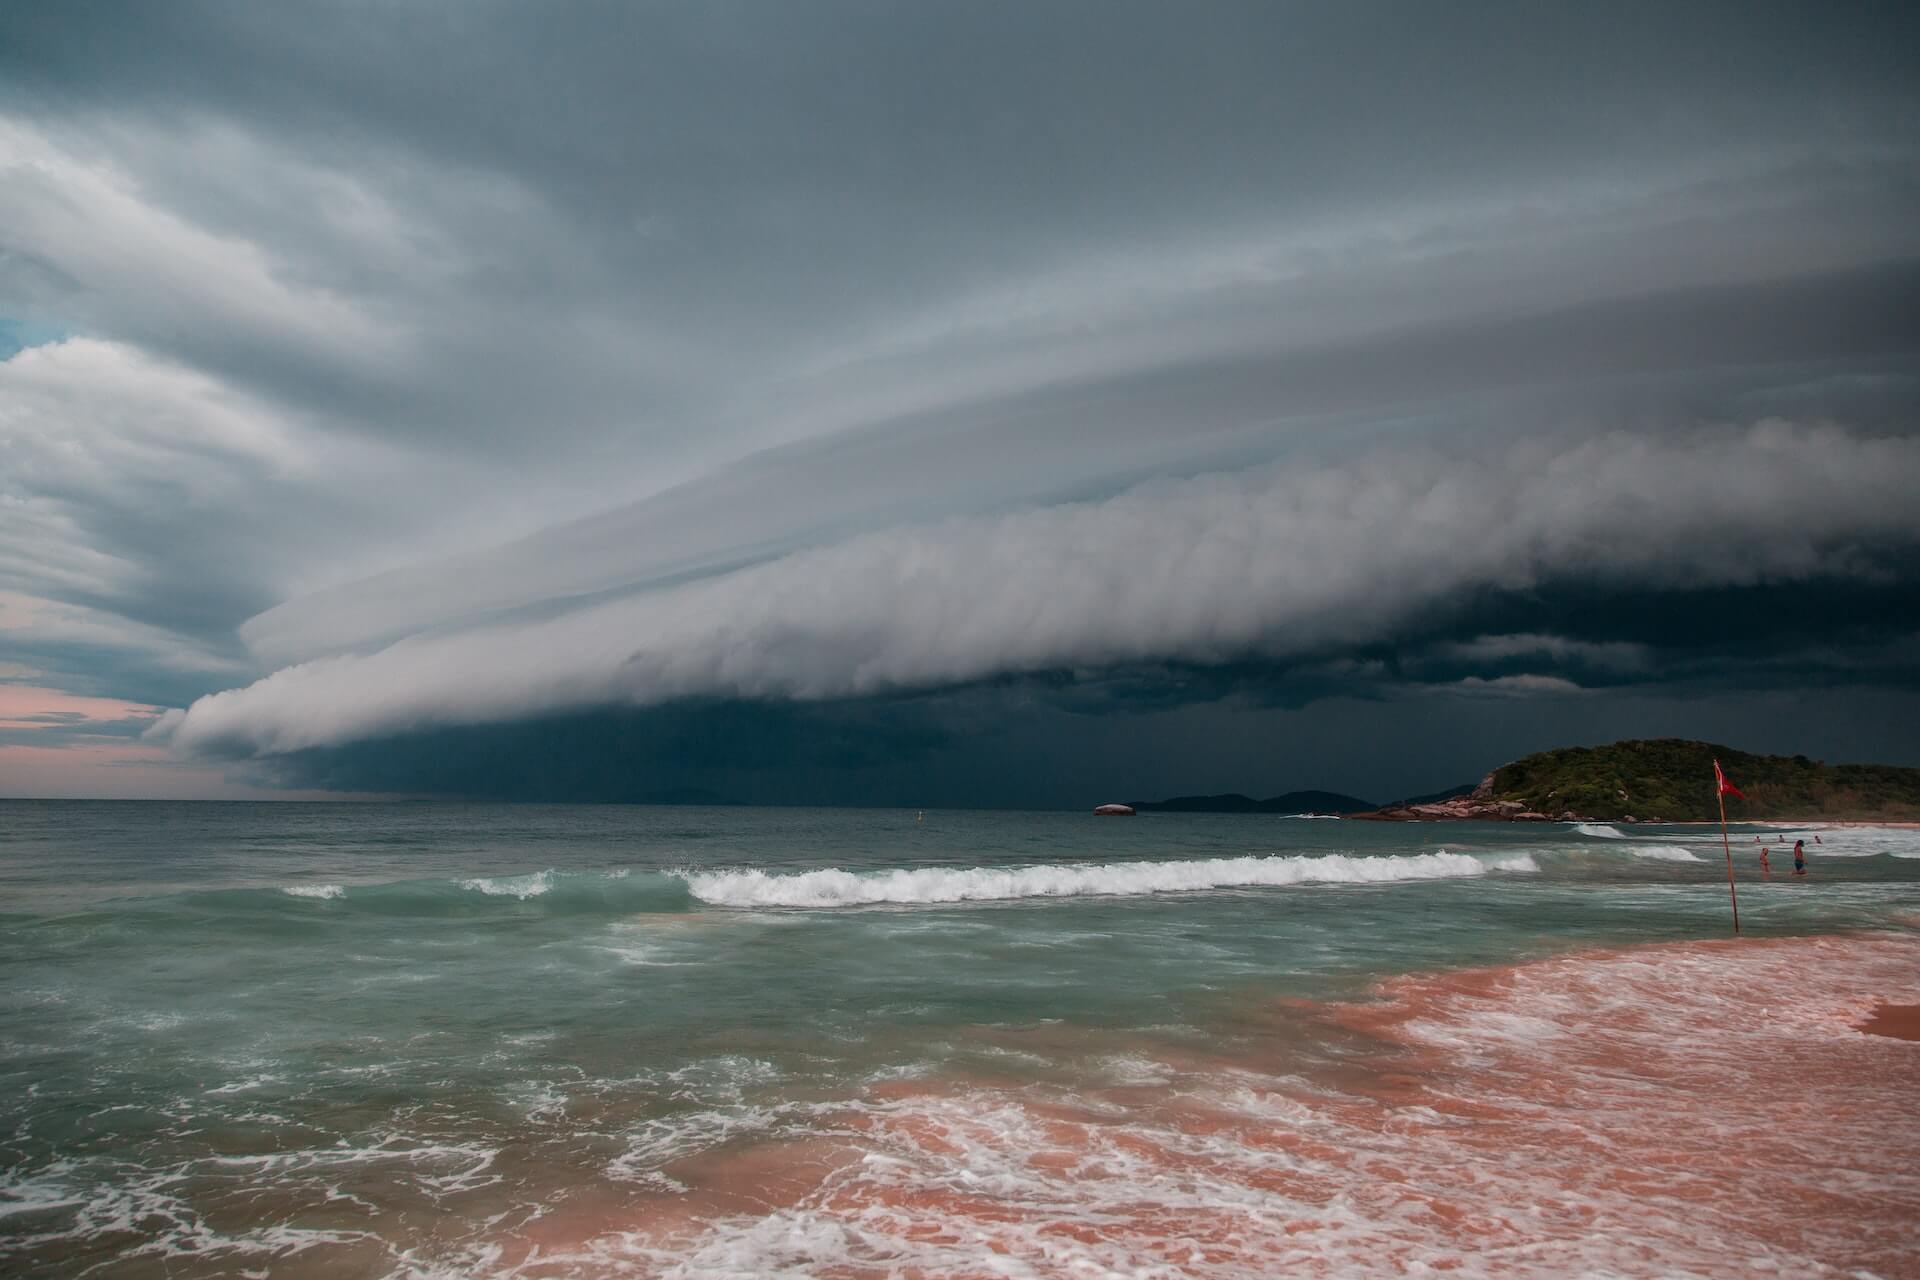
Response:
[[1714, 759, 1745, 800]]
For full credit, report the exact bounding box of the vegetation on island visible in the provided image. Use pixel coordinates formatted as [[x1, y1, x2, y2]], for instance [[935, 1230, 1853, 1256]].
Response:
[[1483, 738, 1920, 823]]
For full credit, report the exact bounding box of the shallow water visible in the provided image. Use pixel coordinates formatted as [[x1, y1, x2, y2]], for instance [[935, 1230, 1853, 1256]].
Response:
[[3, 802, 1917, 1276]]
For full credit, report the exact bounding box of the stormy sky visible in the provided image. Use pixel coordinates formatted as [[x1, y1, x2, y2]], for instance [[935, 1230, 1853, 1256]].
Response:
[[4, 1, 1919, 804]]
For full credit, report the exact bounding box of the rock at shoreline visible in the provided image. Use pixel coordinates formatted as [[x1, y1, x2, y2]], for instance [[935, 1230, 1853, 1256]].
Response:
[[1353, 786, 1561, 823]]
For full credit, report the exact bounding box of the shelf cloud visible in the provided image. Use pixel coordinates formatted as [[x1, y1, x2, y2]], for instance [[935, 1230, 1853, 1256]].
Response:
[[155, 420, 1920, 758], [5, 2, 1919, 798]]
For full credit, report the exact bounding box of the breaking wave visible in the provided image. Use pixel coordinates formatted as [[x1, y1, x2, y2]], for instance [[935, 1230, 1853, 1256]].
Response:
[[1574, 823, 1628, 839], [1627, 845, 1704, 863], [680, 851, 1533, 908], [458, 871, 554, 899], [230, 871, 696, 917]]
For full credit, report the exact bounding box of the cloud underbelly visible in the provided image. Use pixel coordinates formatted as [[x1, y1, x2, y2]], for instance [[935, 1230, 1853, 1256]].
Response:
[[155, 420, 1920, 758]]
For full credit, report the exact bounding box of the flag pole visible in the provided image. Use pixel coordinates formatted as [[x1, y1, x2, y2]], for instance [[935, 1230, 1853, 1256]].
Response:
[[1715, 760, 1740, 935]]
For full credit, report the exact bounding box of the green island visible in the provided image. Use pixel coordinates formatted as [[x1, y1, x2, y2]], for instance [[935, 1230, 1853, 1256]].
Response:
[[1367, 738, 1920, 823]]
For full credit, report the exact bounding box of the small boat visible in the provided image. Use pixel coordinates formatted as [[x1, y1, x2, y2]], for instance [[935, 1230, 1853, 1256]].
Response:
[[1092, 803, 1136, 816]]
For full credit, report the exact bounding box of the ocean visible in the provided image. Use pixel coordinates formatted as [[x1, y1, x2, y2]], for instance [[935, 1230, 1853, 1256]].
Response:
[[2, 801, 1917, 1277]]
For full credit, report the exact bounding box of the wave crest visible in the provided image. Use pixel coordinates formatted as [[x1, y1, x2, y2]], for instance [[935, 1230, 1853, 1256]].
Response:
[[1628, 845, 1704, 863], [1574, 823, 1628, 839], [273, 870, 693, 914], [458, 871, 554, 899], [681, 851, 1529, 908], [281, 883, 345, 899]]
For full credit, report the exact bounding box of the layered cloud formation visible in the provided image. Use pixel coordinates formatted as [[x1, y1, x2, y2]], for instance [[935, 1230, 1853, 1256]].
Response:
[[154, 420, 1920, 759], [5, 3, 1920, 798]]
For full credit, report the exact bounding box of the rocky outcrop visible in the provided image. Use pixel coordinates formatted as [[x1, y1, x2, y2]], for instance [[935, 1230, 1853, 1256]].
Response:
[[1356, 798, 1556, 822], [1355, 773, 1561, 822]]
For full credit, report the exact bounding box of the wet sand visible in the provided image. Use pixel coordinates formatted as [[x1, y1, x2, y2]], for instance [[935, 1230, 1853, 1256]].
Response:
[[508, 931, 1920, 1277], [1860, 1001, 1920, 1042]]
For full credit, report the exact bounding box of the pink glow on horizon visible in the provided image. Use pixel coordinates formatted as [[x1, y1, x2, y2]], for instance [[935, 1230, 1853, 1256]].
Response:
[[0, 682, 162, 728], [0, 683, 359, 799]]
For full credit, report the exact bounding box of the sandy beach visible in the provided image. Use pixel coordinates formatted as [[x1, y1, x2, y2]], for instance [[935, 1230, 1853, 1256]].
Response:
[[9, 807, 1918, 1278], [1861, 1002, 1920, 1042], [488, 931, 1920, 1277]]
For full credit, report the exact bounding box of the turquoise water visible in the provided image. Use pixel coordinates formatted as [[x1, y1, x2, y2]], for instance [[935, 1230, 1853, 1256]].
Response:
[[3, 802, 1917, 1275]]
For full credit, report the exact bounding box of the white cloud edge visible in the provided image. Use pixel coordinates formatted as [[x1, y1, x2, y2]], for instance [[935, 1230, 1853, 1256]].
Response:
[[151, 418, 1920, 758]]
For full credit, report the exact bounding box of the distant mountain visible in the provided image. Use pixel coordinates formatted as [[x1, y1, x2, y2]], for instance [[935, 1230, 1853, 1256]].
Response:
[[1130, 789, 1374, 814], [1132, 793, 1262, 813], [1362, 739, 1920, 823], [1388, 783, 1476, 807], [1261, 790, 1376, 814]]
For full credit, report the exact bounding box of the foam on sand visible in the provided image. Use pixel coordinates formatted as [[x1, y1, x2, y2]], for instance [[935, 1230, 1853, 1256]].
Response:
[[523, 931, 1920, 1278], [681, 851, 1532, 908]]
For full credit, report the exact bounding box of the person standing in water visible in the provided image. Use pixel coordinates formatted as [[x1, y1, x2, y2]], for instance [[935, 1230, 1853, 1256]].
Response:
[[1792, 839, 1808, 876], [1759, 846, 1772, 878]]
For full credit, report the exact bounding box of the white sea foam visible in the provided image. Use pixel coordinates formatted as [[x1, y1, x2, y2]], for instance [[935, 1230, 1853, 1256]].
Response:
[[607, 1105, 782, 1184], [602, 942, 693, 968], [1628, 845, 1704, 862], [1574, 823, 1628, 838], [205, 1073, 283, 1096], [202, 1136, 501, 1198], [281, 883, 344, 899], [1789, 828, 1920, 858], [560, 934, 1920, 1280], [458, 871, 553, 899], [1098, 1053, 1176, 1085], [681, 851, 1530, 908]]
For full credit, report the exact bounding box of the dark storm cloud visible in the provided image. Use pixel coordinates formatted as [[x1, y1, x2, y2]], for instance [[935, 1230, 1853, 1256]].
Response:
[[7, 1, 1917, 463], [239, 698, 959, 804], [4, 2, 1920, 797], [154, 419, 1920, 759], [237, 263, 1920, 665], [245, 680, 1920, 810]]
